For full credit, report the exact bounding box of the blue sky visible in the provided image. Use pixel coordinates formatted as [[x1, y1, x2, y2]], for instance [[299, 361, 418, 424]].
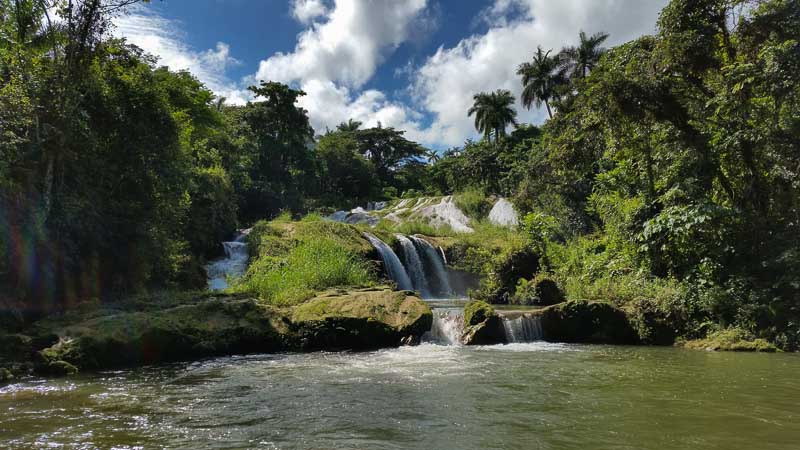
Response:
[[116, 0, 668, 148]]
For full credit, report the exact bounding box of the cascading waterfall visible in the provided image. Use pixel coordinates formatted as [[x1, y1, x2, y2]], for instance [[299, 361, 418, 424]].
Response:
[[424, 308, 464, 345], [410, 236, 453, 297], [363, 233, 413, 291], [206, 229, 251, 291], [396, 234, 430, 298], [501, 314, 543, 343]]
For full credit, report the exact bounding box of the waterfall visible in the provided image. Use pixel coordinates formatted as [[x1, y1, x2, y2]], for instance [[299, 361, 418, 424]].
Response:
[[364, 233, 413, 291], [396, 234, 430, 297], [410, 236, 452, 297], [423, 308, 464, 345], [501, 314, 543, 343], [206, 229, 251, 291]]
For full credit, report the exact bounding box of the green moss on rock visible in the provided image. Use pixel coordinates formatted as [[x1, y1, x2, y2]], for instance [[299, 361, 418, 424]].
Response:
[[535, 300, 638, 344], [292, 287, 432, 350], [683, 328, 779, 352], [462, 300, 506, 345], [36, 298, 288, 372]]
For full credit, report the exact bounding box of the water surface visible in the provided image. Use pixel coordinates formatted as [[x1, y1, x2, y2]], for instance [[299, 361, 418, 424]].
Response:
[[2, 344, 798, 449]]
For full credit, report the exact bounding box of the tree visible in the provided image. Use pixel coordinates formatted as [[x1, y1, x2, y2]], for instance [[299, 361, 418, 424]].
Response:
[[316, 131, 377, 205], [237, 81, 315, 220], [336, 118, 362, 132], [467, 89, 518, 142], [559, 30, 610, 80], [517, 46, 563, 118], [350, 125, 426, 184]]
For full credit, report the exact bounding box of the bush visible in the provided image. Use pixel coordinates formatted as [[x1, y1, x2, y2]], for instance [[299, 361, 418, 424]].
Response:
[[454, 187, 493, 220], [511, 274, 565, 306]]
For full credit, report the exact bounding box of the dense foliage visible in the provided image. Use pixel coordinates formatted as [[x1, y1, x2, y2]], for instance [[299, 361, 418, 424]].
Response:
[[1, 0, 797, 349], [0, 1, 427, 308], [430, 0, 799, 348]]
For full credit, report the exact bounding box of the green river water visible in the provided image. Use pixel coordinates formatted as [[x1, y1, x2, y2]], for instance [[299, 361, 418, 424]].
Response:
[[2, 342, 799, 449]]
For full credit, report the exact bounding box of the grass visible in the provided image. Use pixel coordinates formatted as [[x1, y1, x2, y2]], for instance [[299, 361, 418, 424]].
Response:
[[454, 187, 494, 220], [235, 218, 377, 306], [236, 238, 376, 306]]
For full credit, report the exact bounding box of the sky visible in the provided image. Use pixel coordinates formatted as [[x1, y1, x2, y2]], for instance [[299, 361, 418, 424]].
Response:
[[114, 0, 669, 149]]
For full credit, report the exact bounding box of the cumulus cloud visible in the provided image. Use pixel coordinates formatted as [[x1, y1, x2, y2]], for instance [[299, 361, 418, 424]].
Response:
[[257, 0, 427, 88], [291, 0, 329, 25], [252, 0, 431, 139], [411, 0, 669, 146], [114, 10, 251, 104]]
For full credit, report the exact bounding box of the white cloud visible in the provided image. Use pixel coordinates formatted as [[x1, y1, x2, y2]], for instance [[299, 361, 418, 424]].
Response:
[[410, 0, 669, 146], [114, 10, 251, 104], [291, 0, 329, 25], [256, 0, 427, 88]]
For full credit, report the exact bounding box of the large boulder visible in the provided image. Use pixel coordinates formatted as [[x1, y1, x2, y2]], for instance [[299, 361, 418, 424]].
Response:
[[292, 287, 432, 350], [535, 300, 638, 344], [37, 298, 289, 372], [462, 300, 506, 345]]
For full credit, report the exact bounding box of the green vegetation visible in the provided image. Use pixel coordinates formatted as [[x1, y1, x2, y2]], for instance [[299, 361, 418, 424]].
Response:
[[235, 220, 376, 306], [1, 0, 798, 353], [683, 327, 779, 353]]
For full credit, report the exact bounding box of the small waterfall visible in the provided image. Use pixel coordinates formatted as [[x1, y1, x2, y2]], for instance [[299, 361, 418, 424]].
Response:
[[364, 233, 413, 291], [206, 229, 251, 291], [423, 308, 464, 345], [396, 234, 430, 297], [502, 314, 543, 343], [410, 236, 452, 297]]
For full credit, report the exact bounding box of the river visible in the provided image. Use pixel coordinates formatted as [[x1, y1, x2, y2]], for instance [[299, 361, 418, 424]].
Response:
[[2, 342, 799, 449]]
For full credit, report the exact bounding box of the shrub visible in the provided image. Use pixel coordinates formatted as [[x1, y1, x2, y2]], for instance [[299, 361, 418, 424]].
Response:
[[454, 187, 493, 220]]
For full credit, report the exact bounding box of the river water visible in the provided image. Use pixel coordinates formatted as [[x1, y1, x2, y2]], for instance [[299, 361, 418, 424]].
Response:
[[2, 342, 799, 449]]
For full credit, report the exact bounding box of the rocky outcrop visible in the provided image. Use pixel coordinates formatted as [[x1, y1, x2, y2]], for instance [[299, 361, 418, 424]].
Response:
[[36, 298, 289, 372], [31, 287, 432, 375], [462, 300, 506, 345], [534, 300, 638, 344], [291, 287, 432, 350]]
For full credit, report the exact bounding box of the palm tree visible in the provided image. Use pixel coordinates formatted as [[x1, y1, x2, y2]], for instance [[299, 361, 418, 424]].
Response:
[[558, 30, 609, 80], [336, 119, 362, 132], [517, 46, 563, 118], [426, 150, 440, 163], [467, 90, 517, 143]]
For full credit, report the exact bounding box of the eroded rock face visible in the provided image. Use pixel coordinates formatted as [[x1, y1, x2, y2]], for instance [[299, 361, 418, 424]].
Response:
[[292, 287, 432, 350], [535, 301, 638, 345]]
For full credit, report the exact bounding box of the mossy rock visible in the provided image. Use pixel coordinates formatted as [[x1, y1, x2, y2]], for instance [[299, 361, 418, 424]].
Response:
[[535, 300, 638, 344], [36, 297, 288, 372], [683, 328, 779, 352], [462, 300, 506, 345], [292, 287, 432, 350], [464, 300, 495, 326]]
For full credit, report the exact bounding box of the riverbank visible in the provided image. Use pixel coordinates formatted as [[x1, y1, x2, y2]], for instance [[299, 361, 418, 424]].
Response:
[[0, 287, 431, 379]]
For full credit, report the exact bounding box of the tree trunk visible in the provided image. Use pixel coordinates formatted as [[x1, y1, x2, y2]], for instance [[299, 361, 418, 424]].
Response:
[[544, 100, 553, 119]]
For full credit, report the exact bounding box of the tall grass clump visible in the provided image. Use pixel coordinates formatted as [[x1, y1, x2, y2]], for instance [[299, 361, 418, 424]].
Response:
[[237, 237, 375, 306], [454, 187, 493, 220]]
